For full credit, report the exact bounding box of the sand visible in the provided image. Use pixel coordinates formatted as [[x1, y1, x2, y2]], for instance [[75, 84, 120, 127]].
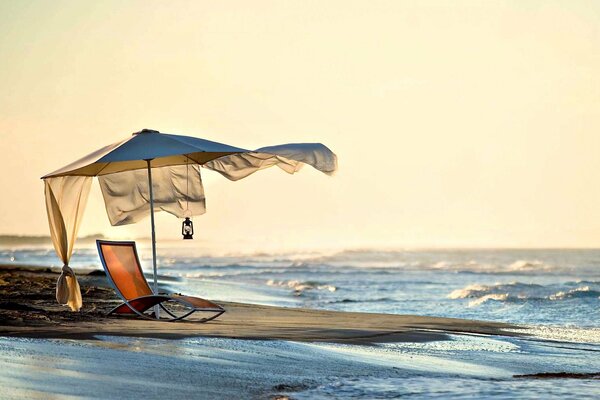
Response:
[[0, 264, 522, 343], [4, 265, 599, 399]]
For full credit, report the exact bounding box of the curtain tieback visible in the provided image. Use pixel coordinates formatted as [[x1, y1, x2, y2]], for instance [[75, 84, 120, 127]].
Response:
[[56, 264, 82, 311]]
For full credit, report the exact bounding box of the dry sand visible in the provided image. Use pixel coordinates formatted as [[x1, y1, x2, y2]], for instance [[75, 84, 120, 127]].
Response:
[[0, 264, 523, 344]]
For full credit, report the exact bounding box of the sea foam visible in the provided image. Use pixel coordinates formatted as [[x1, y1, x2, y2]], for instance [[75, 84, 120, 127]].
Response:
[[448, 281, 600, 306]]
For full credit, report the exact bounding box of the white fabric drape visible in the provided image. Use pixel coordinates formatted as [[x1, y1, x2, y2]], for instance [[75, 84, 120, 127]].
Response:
[[42, 134, 337, 313], [203, 143, 338, 181], [44, 176, 92, 311], [98, 164, 206, 226]]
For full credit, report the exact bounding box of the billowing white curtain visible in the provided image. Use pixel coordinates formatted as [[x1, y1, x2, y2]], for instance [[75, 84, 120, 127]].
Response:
[[44, 176, 92, 311], [98, 164, 205, 226], [204, 143, 338, 181]]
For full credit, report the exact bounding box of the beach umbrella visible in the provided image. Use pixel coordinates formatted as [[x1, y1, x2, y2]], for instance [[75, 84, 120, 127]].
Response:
[[42, 129, 337, 312]]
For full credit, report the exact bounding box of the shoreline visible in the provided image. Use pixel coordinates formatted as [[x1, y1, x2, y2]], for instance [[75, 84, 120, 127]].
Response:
[[0, 263, 523, 344]]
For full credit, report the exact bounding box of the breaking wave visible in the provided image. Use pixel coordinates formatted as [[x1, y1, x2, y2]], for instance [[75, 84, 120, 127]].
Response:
[[266, 279, 337, 295], [549, 286, 600, 300], [506, 260, 554, 272], [448, 281, 600, 307], [448, 282, 543, 299]]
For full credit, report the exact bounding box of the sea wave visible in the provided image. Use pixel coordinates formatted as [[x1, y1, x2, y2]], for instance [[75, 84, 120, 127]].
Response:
[[467, 294, 510, 307], [448, 281, 600, 307], [448, 282, 543, 300], [549, 286, 600, 300], [506, 260, 553, 272], [266, 279, 337, 295]]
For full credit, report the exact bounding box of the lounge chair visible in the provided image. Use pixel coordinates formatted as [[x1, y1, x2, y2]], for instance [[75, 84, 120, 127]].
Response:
[[96, 240, 225, 322]]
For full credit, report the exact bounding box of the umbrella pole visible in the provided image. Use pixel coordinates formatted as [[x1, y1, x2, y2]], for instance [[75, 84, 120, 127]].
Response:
[[146, 159, 160, 318]]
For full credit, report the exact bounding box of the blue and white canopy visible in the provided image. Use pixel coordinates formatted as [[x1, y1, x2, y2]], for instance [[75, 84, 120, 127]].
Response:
[[43, 128, 336, 179]]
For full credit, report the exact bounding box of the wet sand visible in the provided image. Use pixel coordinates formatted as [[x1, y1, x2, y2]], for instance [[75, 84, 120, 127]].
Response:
[[0, 264, 522, 343]]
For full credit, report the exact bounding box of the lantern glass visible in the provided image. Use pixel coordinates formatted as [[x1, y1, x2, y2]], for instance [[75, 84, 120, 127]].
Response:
[[182, 217, 194, 240]]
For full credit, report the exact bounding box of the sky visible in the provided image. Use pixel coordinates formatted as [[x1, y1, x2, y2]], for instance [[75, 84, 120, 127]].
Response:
[[1, 0, 600, 251]]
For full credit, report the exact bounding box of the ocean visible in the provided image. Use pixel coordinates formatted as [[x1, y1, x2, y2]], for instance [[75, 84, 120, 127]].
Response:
[[1, 243, 599, 398]]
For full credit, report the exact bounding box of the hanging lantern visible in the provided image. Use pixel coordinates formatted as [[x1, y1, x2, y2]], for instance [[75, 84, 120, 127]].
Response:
[[182, 217, 194, 240], [181, 159, 194, 240]]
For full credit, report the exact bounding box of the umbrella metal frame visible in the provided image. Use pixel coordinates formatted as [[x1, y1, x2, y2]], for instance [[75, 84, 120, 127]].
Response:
[[145, 159, 160, 317]]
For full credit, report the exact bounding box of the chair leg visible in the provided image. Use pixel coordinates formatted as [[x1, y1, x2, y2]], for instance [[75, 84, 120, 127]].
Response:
[[164, 308, 225, 322], [109, 300, 225, 322], [197, 309, 226, 323], [108, 301, 160, 320], [159, 303, 179, 319]]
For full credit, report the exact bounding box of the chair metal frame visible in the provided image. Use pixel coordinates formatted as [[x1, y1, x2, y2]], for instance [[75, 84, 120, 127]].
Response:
[[97, 240, 225, 322]]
